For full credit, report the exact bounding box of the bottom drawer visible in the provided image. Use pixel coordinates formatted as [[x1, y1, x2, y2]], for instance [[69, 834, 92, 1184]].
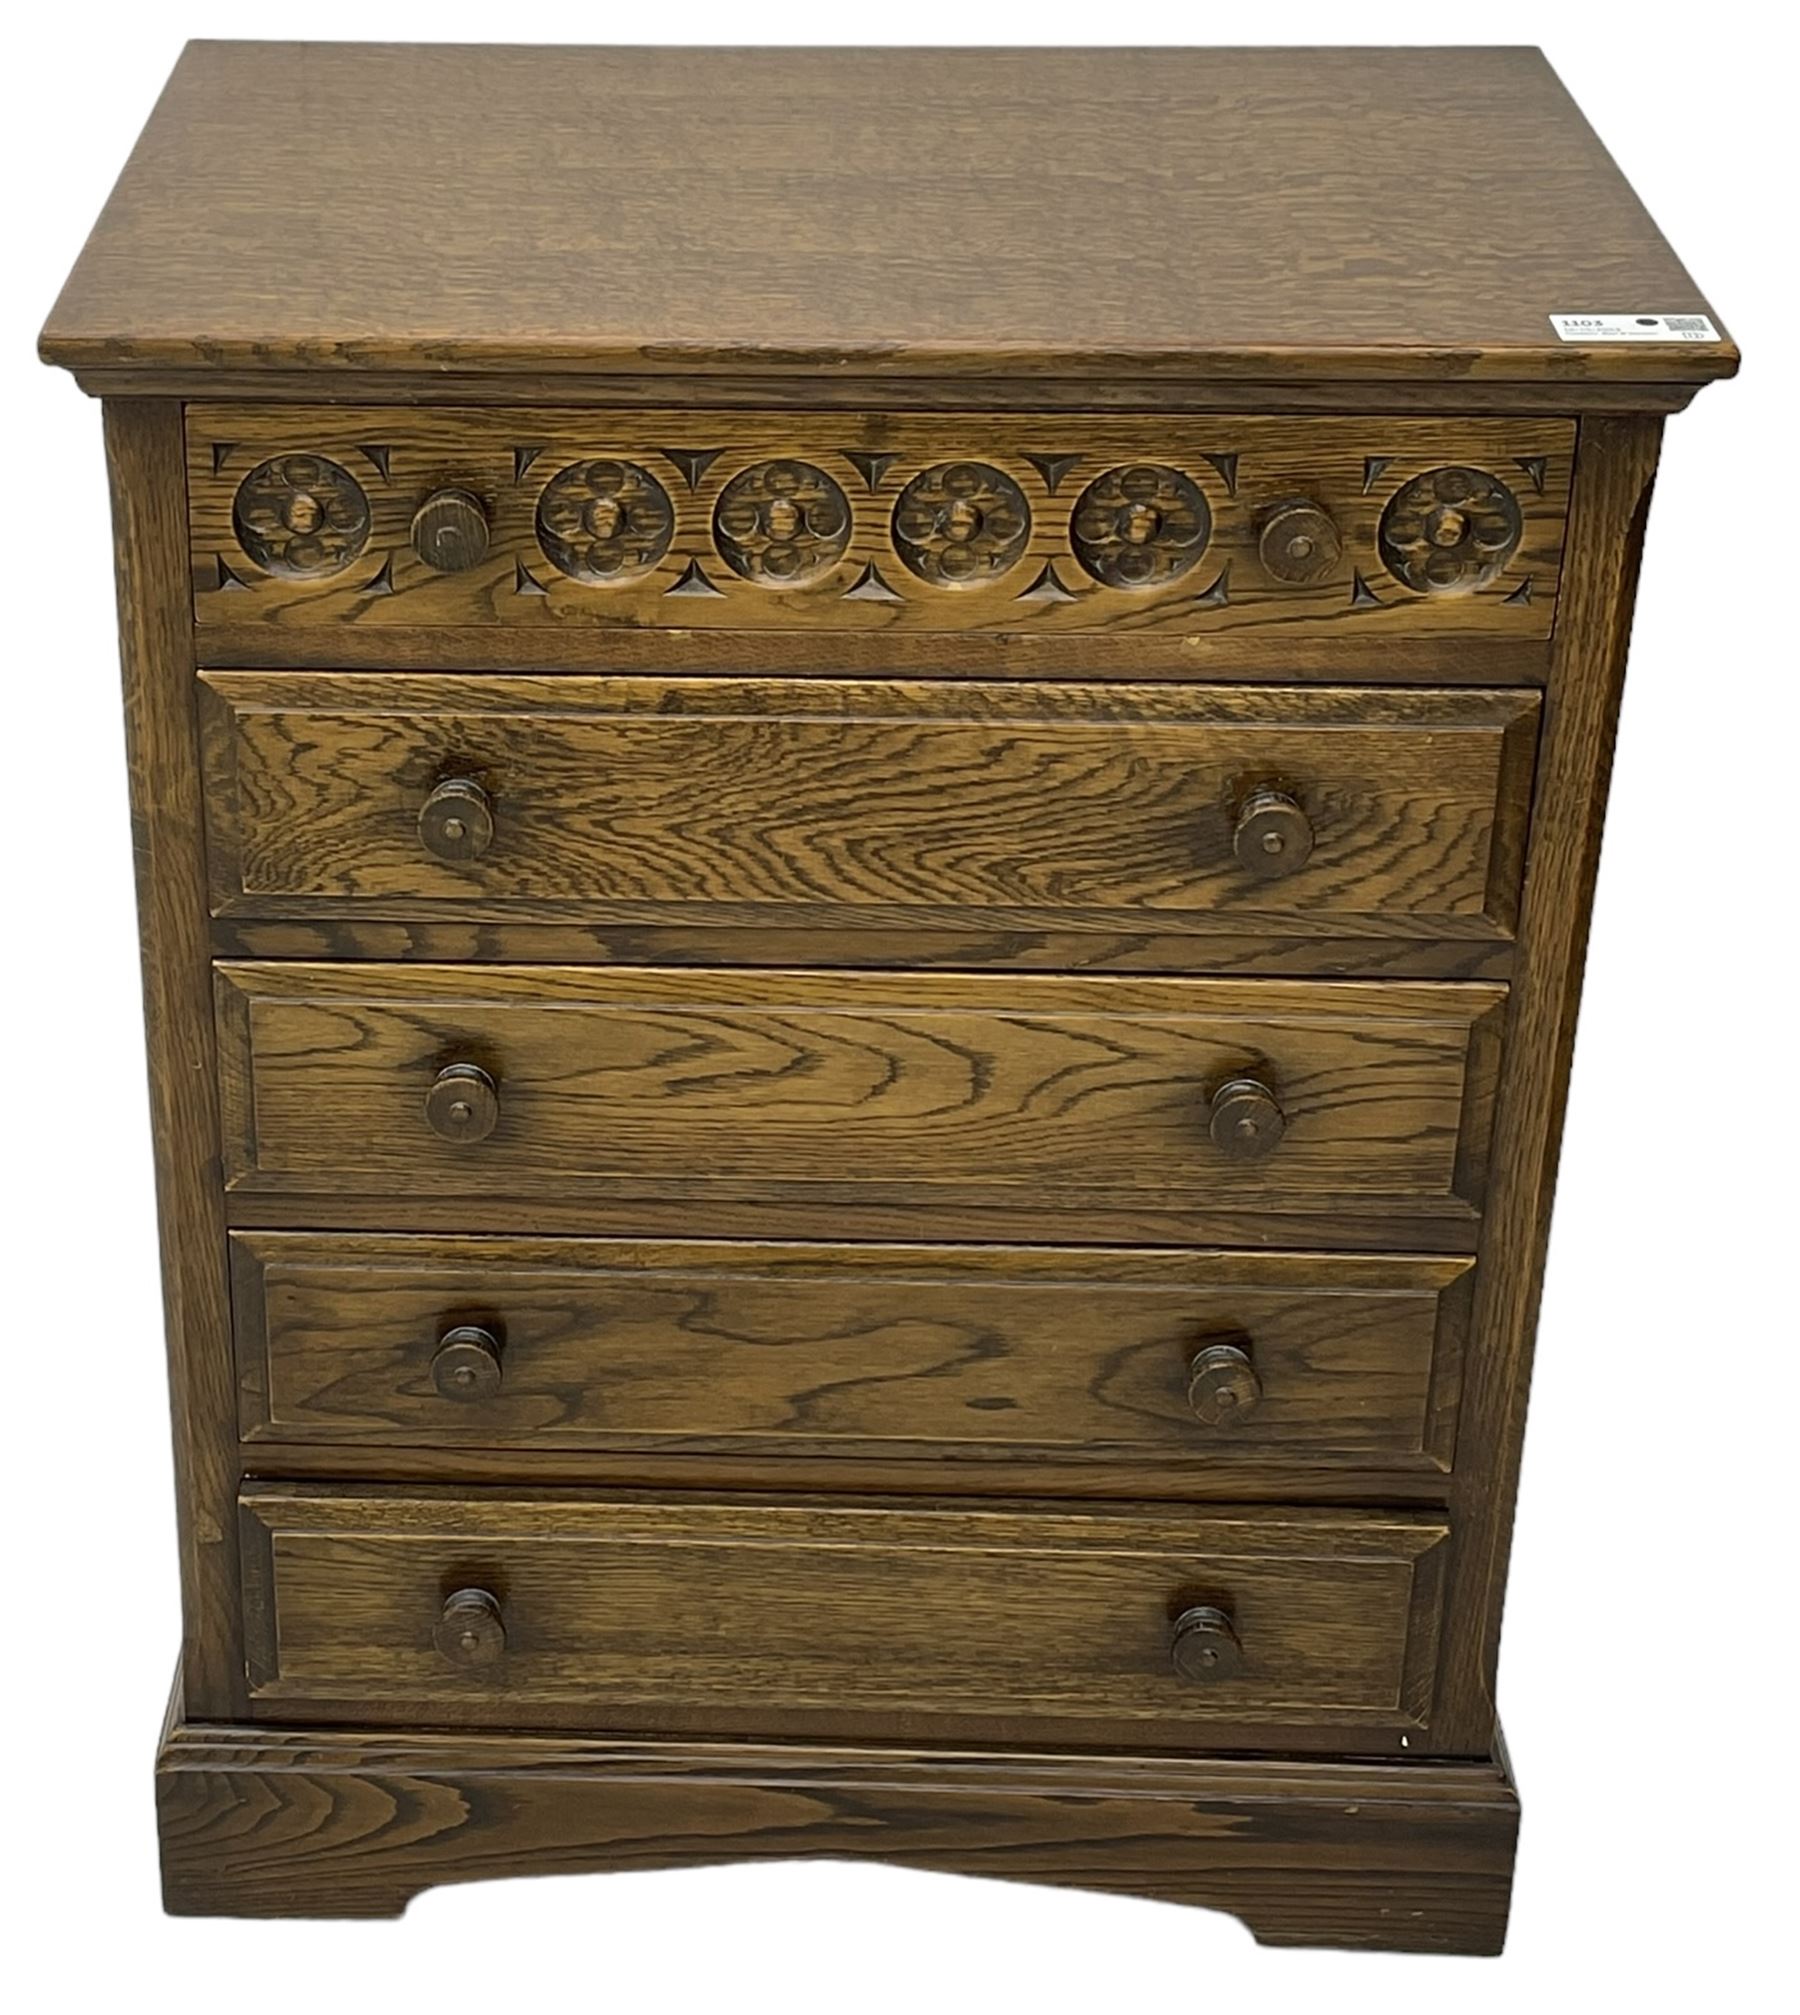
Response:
[[240, 1487, 1449, 1748]]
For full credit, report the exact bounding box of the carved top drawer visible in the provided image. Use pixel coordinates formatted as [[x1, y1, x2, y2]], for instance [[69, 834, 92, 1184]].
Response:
[[189, 409, 1572, 643]]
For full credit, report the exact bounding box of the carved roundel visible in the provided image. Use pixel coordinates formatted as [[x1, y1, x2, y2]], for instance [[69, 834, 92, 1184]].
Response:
[[713, 460, 853, 586], [1378, 466, 1523, 594], [535, 459, 675, 584], [231, 455, 371, 578], [1070, 465, 1211, 589], [892, 463, 1031, 588]]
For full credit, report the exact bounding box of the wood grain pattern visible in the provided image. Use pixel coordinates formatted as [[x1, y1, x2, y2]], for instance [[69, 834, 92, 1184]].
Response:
[[102, 401, 244, 1718], [187, 410, 1571, 639], [38, 42, 1742, 1949], [212, 964, 1505, 1228], [41, 44, 1733, 391], [199, 674, 1538, 948], [204, 1438, 1462, 1509], [1435, 415, 1669, 1748], [196, 623, 1553, 687], [75, 364, 1717, 415], [220, 1190, 1485, 1260], [206, 916, 1517, 982], [230, 1233, 1470, 1471], [156, 1703, 1519, 1951], [238, 1487, 1448, 1744]]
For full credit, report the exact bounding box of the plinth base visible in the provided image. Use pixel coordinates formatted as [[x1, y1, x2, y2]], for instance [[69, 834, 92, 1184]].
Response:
[[156, 1690, 1518, 1953]]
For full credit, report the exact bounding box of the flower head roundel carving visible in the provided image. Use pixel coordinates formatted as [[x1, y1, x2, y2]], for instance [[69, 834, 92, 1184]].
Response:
[[535, 459, 675, 584], [1378, 466, 1523, 595], [1070, 465, 1211, 590], [714, 460, 852, 586], [232, 455, 371, 578], [892, 463, 1031, 588]]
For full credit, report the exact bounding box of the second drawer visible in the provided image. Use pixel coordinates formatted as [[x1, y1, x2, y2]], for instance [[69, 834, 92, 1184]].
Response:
[[214, 964, 1504, 1228], [231, 1233, 1470, 1471]]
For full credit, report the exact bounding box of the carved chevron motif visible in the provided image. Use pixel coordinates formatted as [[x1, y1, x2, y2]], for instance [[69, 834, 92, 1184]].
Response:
[[1016, 561, 1081, 604], [843, 561, 905, 603], [665, 558, 726, 597], [1023, 452, 1082, 494], [1514, 455, 1548, 495], [841, 450, 900, 491], [659, 446, 726, 489]]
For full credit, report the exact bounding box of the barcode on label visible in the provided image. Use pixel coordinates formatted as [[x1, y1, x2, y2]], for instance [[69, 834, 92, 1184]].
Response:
[[1550, 312, 1723, 343]]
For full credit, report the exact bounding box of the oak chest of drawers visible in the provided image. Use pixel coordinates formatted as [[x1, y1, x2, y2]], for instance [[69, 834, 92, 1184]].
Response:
[[40, 42, 1734, 1953]]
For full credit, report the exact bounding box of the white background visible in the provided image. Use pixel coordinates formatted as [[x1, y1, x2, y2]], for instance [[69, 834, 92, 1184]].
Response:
[[4, 5, 1794, 2007]]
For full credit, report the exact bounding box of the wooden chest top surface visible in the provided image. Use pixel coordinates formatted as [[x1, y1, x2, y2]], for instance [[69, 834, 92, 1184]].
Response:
[[39, 42, 1733, 388]]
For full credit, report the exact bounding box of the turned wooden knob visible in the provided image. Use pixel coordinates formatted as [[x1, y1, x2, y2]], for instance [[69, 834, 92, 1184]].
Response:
[[1171, 1605, 1242, 1682], [434, 1587, 506, 1667], [431, 1325, 504, 1400], [425, 1062, 499, 1143], [1258, 498, 1342, 582], [1233, 789, 1314, 878], [418, 776, 494, 863], [1209, 1076, 1285, 1159], [410, 488, 491, 572], [1187, 1342, 1263, 1426]]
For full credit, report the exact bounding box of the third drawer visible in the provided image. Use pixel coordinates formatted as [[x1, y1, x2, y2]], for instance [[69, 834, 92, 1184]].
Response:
[[230, 1233, 1471, 1471]]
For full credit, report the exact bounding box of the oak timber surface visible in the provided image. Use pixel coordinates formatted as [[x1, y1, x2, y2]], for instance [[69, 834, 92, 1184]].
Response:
[[199, 674, 1538, 946], [184, 411, 1572, 638], [231, 1232, 1468, 1470], [213, 964, 1503, 1226], [41, 44, 1733, 387], [156, 1714, 1520, 1950], [35, 28, 1742, 1947], [238, 1488, 1448, 1740]]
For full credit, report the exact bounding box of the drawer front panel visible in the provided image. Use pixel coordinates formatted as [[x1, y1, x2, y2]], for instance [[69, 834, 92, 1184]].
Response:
[[232, 1233, 1470, 1470], [240, 1488, 1449, 1740], [189, 409, 1571, 640], [201, 674, 1537, 946], [215, 965, 1504, 1223]]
